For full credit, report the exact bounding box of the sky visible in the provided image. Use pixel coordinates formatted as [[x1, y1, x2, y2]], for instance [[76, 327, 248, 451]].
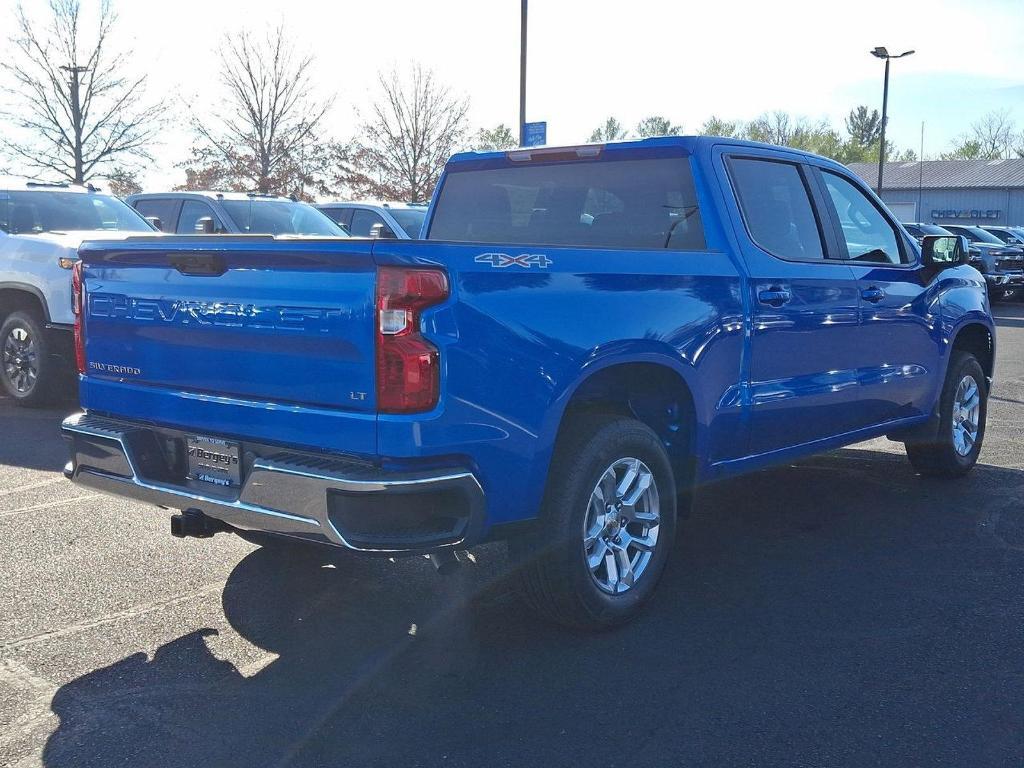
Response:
[[2, 0, 1023, 194]]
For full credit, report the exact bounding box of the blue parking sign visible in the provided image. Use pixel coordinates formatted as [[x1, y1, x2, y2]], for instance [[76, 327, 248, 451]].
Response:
[[523, 121, 547, 147]]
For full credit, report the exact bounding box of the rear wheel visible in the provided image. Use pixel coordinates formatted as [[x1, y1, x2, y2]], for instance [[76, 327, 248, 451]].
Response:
[[513, 415, 677, 630], [0, 310, 57, 407], [905, 352, 987, 477]]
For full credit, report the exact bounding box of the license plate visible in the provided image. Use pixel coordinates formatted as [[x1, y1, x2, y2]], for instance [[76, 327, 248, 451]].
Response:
[[186, 435, 241, 488]]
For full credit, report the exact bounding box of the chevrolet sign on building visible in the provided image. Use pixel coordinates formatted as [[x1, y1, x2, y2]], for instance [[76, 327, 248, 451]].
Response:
[[848, 158, 1024, 226]]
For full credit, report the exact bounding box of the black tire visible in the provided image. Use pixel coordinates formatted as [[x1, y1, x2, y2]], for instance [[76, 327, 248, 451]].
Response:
[[512, 414, 677, 630], [905, 351, 987, 477], [0, 310, 59, 407]]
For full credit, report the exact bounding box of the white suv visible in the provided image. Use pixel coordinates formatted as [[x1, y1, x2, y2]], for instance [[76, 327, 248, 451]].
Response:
[[0, 179, 154, 406]]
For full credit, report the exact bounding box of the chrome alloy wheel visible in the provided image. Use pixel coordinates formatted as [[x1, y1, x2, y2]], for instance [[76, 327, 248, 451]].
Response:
[[952, 375, 981, 457], [2, 325, 38, 394], [583, 457, 661, 595]]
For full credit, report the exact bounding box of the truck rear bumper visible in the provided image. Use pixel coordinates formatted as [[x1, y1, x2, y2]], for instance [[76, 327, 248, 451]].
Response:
[[61, 412, 485, 554]]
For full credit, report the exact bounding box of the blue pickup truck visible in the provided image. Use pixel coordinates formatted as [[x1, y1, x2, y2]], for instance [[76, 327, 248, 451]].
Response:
[[62, 137, 994, 629]]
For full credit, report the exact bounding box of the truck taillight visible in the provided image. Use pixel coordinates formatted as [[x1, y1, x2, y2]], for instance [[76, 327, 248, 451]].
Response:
[[376, 266, 448, 413], [71, 260, 85, 375]]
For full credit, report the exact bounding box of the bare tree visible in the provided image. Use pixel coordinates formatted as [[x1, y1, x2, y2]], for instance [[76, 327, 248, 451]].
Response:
[[745, 111, 796, 146], [968, 109, 1016, 159], [1, 0, 164, 183], [349, 65, 469, 203], [183, 25, 333, 195]]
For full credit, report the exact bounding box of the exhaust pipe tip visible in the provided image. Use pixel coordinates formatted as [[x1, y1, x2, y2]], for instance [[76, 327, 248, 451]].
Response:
[[428, 550, 463, 575]]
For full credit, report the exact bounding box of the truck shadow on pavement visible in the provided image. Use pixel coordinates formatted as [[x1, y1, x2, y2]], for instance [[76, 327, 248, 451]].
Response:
[[41, 448, 1024, 768], [0, 400, 75, 473]]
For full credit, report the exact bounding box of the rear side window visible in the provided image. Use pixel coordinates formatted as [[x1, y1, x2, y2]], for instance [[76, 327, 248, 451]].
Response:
[[428, 157, 705, 250], [350, 209, 389, 237], [728, 158, 825, 261], [320, 207, 353, 229], [177, 200, 224, 234], [133, 199, 179, 232]]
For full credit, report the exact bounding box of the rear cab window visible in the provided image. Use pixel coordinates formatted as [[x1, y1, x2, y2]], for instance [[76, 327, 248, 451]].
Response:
[[427, 154, 705, 250], [133, 198, 180, 232]]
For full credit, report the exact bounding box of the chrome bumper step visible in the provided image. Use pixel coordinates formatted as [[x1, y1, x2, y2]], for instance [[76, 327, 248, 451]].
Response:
[[61, 412, 485, 553]]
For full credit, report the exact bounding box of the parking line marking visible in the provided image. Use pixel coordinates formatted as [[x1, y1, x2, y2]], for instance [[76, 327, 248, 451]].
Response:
[[1, 582, 225, 650], [0, 494, 101, 519], [0, 477, 63, 497]]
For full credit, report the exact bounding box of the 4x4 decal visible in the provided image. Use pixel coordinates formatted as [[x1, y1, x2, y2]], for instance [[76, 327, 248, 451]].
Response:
[[475, 252, 552, 269]]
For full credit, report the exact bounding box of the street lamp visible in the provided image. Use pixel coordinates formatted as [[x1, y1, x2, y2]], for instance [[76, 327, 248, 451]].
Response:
[[519, 0, 527, 146], [871, 46, 914, 195]]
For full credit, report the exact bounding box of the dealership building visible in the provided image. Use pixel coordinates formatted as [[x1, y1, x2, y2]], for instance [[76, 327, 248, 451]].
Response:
[[847, 159, 1024, 226]]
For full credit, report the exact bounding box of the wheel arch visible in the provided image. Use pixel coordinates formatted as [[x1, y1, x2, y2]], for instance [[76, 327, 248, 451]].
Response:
[[0, 283, 51, 325], [949, 321, 995, 384], [546, 353, 700, 495]]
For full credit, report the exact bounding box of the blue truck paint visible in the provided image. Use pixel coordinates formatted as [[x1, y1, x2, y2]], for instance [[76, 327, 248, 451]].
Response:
[[68, 137, 994, 550]]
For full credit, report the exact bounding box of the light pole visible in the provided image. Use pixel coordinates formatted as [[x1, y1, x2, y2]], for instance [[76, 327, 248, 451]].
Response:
[[871, 46, 914, 195], [60, 64, 89, 184], [519, 0, 527, 146]]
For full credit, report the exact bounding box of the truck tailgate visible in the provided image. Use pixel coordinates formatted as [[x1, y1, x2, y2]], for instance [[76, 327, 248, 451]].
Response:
[[79, 238, 378, 440]]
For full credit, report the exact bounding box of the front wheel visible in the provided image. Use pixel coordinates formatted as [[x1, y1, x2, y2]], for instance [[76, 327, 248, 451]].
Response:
[[0, 310, 59, 407], [905, 351, 987, 477], [513, 415, 677, 630]]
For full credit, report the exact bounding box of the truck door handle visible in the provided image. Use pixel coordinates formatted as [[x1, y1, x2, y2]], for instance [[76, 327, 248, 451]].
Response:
[[757, 287, 791, 307], [169, 254, 227, 277], [861, 286, 886, 303]]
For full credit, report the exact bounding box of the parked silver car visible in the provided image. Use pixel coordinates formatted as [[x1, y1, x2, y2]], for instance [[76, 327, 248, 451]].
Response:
[[128, 191, 346, 237], [316, 201, 428, 239]]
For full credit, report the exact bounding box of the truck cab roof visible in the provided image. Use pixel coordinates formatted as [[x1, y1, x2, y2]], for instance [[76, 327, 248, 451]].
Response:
[[447, 135, 836, 166], [0, 177, 104, 194], [127, 191, 298, 203]]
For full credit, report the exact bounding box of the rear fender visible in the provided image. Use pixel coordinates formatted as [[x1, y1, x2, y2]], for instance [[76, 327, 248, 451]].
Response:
[[525, 343, 704, 503]]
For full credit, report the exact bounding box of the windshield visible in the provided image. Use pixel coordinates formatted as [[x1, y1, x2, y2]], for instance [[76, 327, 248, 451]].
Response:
[[916, 224, 952, 236], [0, 190, 152, 234], [390, 208, 427, 238], [219, 199, 347, 236]]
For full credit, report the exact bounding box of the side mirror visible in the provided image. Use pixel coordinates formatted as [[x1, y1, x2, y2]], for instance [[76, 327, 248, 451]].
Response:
[[369, 222, 397, 239], [194, 216, 216, 234], [145, 216, 163, 231], [921, 234, 968, 268]]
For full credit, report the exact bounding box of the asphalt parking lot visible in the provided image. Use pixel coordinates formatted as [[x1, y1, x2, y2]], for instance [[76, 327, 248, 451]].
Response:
[[1, 304, 1022, 768]]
